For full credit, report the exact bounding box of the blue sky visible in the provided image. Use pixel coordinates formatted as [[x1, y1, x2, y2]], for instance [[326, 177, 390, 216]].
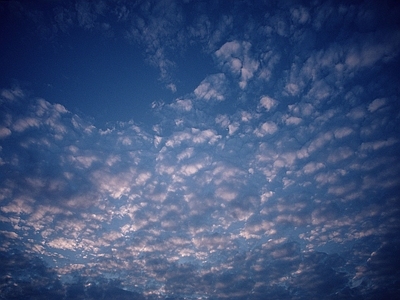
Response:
[[1, 0, 400, 299]]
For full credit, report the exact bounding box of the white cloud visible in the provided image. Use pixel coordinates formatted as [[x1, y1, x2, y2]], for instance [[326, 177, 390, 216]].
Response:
[[70, 155, 98, 169], [194, 73, 226, 101], [259, 96, 278, 111], [254, 121, 278, 137], [327, 147, 353, 163], [215, 115, 239, 135], [285, 116, 302, 125], [48, 237, 77, 250], [334, 127, 353, 139], [347, 106, 366, 120], [345, 32, 400, 69], [180, 163, 204, 176], [171, 99, 193, 111], [239, 54, 259, 89], [215, 41, 259, 89], [1, 87, 24, 101], [241, 111, 253, 122], [368, 98, 386, 112], [0, 127, 11, 138], [290, 6, 310, 24], [13, 117, 40, 132], [191, 128, 221, 144], [177, 147, 194, 162], [360, 138, 398, 151], [215, 187, 237, 202], [228, 122, 239, 135], [1, 197, 34, 215], [307, 132, 333, 154], [303, 162, 325, 174], [166, 83, 177, 93], [165, 131, 192, 148], [328, 182, 356, 196], [288, 102, 314, 117], [154, 135, 162, 148], [285, 82, 300, 96], [215, 114, 230, 128]]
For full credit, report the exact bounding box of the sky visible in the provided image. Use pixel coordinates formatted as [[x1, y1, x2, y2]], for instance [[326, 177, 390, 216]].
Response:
[[0, 0, 400, 299]]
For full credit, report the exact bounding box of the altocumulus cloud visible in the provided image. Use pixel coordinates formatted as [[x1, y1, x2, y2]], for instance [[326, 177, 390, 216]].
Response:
[[1, 0, 400, 299]]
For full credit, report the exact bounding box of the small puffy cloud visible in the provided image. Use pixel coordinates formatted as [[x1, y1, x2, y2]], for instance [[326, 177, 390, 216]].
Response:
[[254, 121, 278, 137], [345, 33, 400, 69], [215, 41, 241, 60], [228, 122, 239, 135], [360, 138, 398, 151], [241, 111, 254, 122], [215, 115, 240, 135], [48, 237, 77, 250], [0, 127, 11, 138], [177, 147, 194, 162], [1, 197, 34, 215], [215, 41, 259, 89], [191, 128, 221, 144], [307, 132, 333, 153], [171, 99, 193, 111], [70, 155, 98, 169], [180, 162, 204, 176], [215, 114, 230, 128], [13, 117, 40, 132], [215, 187, 237, 202], [368, 98, 386, 112], [327, 147, 353, 163], [0, 231, 18, 239], [1, 87, 24, 101], [290, 6, 310, 24], [347, 106, 366, 120], [303, 162, 325, 174], [334, 127, 353, 139], [288, 102, 314, 117], [285, 82, 300, 96], [285, 116, 302, 125], [194, 73, 226, 101], [259, 96, 278, 111], [166, 83, 177, 93]]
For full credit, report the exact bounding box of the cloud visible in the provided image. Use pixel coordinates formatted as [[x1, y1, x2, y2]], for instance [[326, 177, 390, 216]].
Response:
[[48, 237, 77, 250], [12, 117, 40, 132], [327, 147, 353, 163], [259, 96, 278, 111], [345, 31, 400, 69], [303, 162, 325, 174], [307, 132, 333, 154], [1, 1, 400, 298], [124, 0, 185, 87], [254, 121, 278, 137], [360, 138, 398, 151], [333, 127, 353, 139], [215, 40, 259, 89], [0, 127, 11, 138], [368, 98, 387, 112], [194, 73, 227, 101], [284, 116, 302, 125], [1, 87, 25, 101], [290, 6, 310, 25]]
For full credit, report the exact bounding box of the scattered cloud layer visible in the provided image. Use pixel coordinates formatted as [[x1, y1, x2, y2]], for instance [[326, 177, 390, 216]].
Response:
[[1, 0, 400, 299]]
